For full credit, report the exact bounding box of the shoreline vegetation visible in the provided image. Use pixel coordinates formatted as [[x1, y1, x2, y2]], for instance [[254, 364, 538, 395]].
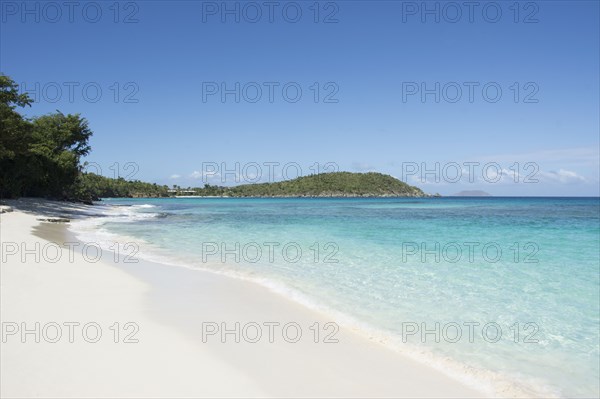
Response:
[[0, 74, 433, 202], [78, 171, 436, 200]]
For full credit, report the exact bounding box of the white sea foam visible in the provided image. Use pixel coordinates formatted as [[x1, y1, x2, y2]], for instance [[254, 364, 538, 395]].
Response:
[[134, 204, 156, 209]]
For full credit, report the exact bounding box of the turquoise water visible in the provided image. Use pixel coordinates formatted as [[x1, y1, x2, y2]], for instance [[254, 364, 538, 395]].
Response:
[[78, 197, 599, 397]]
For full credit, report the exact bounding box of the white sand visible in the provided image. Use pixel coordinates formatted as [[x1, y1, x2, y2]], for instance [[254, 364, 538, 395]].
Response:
[[0, 199, 487, 398]]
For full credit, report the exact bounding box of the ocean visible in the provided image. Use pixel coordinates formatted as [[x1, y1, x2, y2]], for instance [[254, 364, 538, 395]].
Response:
[[71, 197, 600, 397]]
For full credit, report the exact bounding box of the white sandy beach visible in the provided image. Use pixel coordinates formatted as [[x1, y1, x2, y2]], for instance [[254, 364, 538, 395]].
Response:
[[0, 199, 488, 398]]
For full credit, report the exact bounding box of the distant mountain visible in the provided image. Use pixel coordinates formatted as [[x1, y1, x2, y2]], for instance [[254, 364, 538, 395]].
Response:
[[200, 172, 428, 198], [453, 190, 491, 197]]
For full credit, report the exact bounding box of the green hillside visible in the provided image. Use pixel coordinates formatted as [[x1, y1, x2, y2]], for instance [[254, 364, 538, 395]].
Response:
[[214, 172, 426, 197]]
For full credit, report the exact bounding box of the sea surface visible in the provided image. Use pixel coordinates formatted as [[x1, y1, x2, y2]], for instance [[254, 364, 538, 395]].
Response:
[[71, 197, 600, 398]]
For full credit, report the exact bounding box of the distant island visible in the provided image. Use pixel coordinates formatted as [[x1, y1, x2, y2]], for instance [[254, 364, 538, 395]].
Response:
[[453, 190, 491, 197], [78, 172, 434, 200]]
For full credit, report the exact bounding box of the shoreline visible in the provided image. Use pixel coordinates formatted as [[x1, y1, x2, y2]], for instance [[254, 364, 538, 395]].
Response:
[[78, 201, 556, 398], [1, 198, 513, 397]]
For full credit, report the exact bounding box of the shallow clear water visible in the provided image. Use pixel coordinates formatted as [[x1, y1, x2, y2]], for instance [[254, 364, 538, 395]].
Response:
[[75, 197, 600, 397]]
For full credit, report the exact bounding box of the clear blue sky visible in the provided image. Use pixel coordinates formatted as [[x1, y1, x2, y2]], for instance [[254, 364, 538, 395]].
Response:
[[1, 0, 598, 195]]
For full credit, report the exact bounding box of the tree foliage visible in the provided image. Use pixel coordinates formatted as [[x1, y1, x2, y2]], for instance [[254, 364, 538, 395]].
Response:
[[74, 172, 169, 200], [0, 74, 93, 199]]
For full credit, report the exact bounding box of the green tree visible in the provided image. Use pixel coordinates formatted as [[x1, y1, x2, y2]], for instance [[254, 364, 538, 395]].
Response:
[[0, 74, 33, 197], [25, 112, 93, 197], [0, 74, 93, 199]]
